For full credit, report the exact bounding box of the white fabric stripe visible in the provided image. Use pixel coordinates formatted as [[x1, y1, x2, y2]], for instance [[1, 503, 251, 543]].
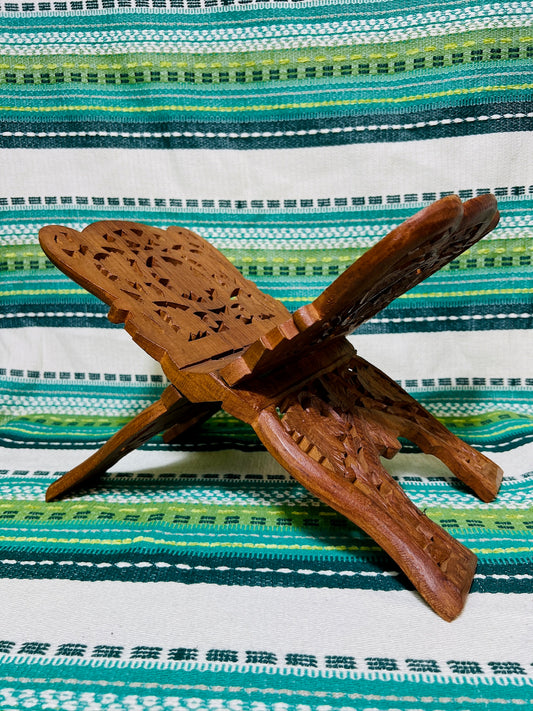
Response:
[[383, 446, 532, 483], [0, 579, 531, 664], [0, 446, 288, 479], [352, 331, 533, 383], [2, 6, 532, 52], [3, 24, 533, 53], [1, 328, 531, 382], [0, 327, 161, 378], [1, 133, 532, 202], [0, 442, 530, 483]]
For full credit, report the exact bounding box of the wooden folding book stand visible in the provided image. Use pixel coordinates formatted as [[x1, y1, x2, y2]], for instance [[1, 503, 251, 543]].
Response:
[[39, 194, 503, 621]]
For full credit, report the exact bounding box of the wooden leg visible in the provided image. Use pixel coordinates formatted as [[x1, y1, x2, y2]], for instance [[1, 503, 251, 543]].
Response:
[[346, 355, 503, 503], [46, 386, 219, 501], [255, 404, 477, 622], [251, 355, 504, 620]]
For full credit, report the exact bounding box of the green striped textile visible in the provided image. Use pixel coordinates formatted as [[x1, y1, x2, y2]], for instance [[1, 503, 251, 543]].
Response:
[[0, 0, 531, 708]]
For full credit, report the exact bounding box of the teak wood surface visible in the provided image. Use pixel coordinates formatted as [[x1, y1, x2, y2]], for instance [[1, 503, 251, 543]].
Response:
[[39, 194, 503, 622]]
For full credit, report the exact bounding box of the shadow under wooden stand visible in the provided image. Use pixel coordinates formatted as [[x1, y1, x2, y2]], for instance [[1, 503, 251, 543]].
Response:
[[39, 194, 503, 622]]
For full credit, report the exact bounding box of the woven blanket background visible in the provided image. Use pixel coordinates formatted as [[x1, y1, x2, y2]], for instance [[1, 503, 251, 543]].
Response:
[[0, 0, 532, 708]]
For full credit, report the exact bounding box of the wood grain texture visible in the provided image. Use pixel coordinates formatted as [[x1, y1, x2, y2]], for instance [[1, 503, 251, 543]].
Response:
[[220, 194, 499, 385], [45, 386, 218, 501], [253, 352, 502, 621], [38, 194, 503, 620], [39, 221, 289, 371], [255, 406, 477, 623]]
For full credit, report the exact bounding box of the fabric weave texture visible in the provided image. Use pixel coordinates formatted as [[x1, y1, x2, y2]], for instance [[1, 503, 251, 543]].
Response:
[[0, 0, 532, 708]]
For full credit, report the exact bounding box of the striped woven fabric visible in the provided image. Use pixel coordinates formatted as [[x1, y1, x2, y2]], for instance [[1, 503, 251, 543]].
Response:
[[0, 0, 532, 708]]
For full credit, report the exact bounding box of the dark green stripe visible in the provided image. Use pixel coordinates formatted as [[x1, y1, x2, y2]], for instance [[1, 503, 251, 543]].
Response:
[[0, 100, 531, 149], [0, 547, 529, 593], [2, 298, 530, 333]]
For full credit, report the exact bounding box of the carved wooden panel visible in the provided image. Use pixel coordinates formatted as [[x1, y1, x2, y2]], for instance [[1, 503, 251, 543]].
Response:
[[341, 354, 502, 503], [221, 194, 499, 385], [39, 221, 290, 371], [253, 353, 495, 621]]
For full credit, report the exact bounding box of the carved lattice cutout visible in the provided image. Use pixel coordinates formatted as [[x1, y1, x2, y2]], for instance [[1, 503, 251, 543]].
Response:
[[44, 221, 290, 370]]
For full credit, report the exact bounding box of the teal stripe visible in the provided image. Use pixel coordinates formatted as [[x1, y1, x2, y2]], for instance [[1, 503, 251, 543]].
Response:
[[0, 658, 531, 706], [1, 195, 532, 230], [0, 0, 522, 27], [1, 270, 530, 316], [3, 383, 531, 408], [1, 65, 530, 124], [2, 417, 531, 452], [0, 517, 529, 563], [0, 379, 162, 398], [1, 61, 529, 100], [2, 201, 532, 239]]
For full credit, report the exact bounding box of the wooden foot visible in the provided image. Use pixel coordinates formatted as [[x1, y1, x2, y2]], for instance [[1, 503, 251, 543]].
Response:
[[255, 404, 476, 621], [252, 354, 502, 621], [345, 355, 503, 503], [46, 386, 218, 501]]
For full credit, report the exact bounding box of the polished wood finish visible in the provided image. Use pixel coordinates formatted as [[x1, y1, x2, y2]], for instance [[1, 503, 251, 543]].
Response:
[[220, 193, 500, 384], [39, 194, 503, 621], [46, 386, 218, 502]]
